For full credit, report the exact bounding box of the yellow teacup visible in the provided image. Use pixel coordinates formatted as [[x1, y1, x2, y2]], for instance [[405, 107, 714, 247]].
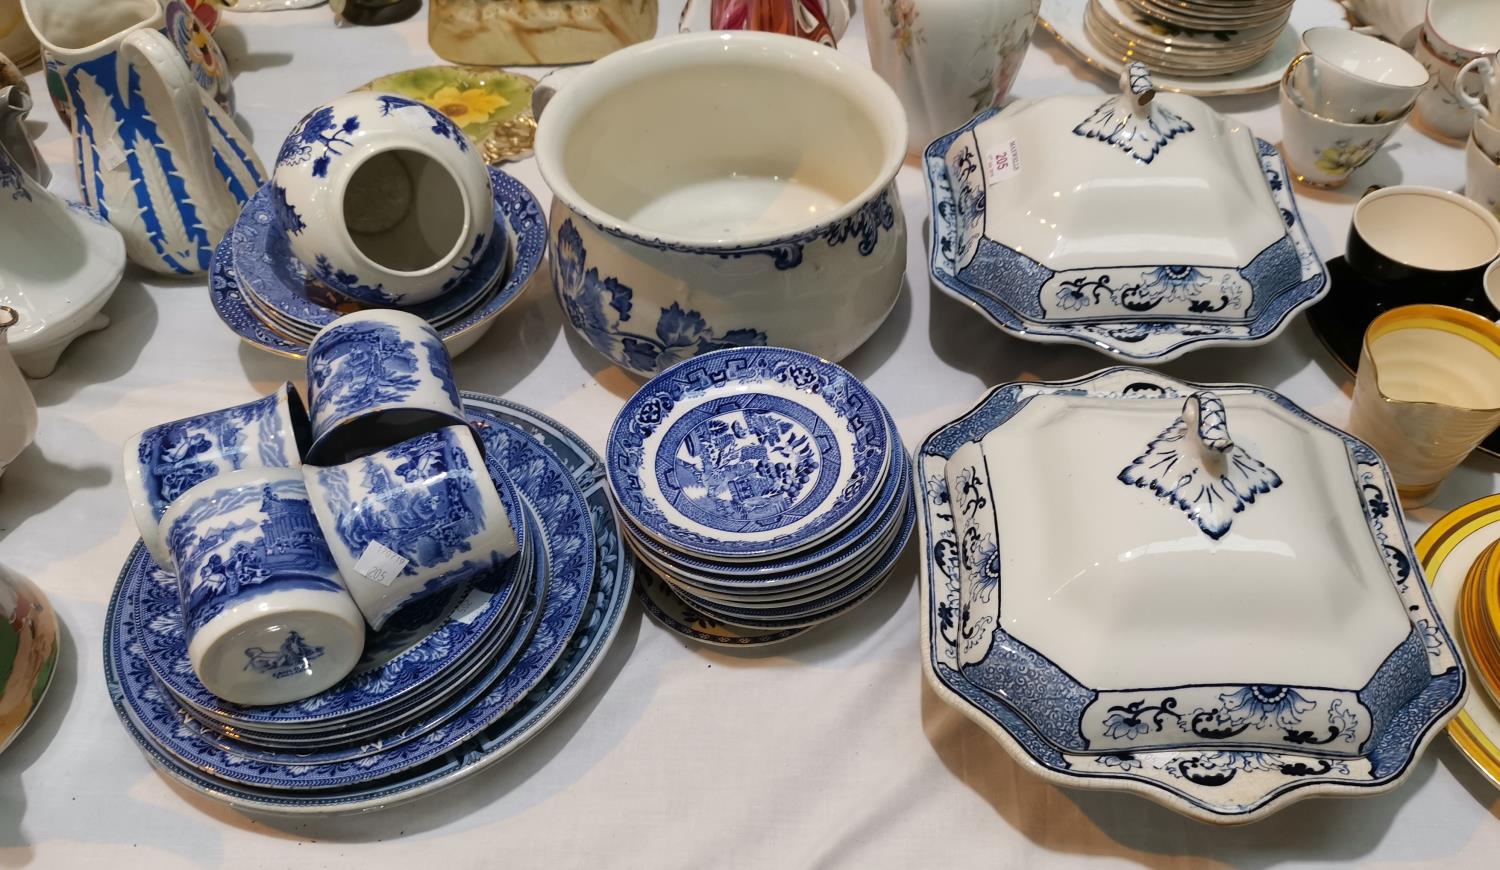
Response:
[[1349, 304, 1500, 507]]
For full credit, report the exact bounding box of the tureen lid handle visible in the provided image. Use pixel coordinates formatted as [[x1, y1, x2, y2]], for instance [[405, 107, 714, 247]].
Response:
[[1121, 62, 1157, 116], [1183, 392, 1233, 454]]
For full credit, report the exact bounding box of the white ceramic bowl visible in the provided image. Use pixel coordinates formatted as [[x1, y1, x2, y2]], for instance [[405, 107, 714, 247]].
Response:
[[271, 91, 494, 307], [533, 32, 908, 376]]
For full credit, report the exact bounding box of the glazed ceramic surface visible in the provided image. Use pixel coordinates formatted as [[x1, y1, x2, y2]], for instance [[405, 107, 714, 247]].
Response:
[[0, 0, 37, 68], [304, 425, 521, 630], [608, 347, 891, 560], [272, 92, 494, 307], [917, 368, 1466, 823], [1278, 77, 1413, 188], [865, 0, 1038, 154], [122, 382, 310, 568], [0, 307, 34, 481], [925, 65, 1328, 361], [22, 0, 263, 275], [1415, 28, 1476, 139], [636, 568, 811, 646], [304, 310, 467, 464], [357, 66, 537, 165], [157, 468, 366, 706], [534, 32, 907, 375], [1424, 0, 1500, 66], [0, 563, 58, 755], [678, 0, 850, 45], [1036, 0, 1349, 97], [230, 181, 508, 334], [428, 0, 658, 66], [1468, 133, 1500, 218], [211, 167, 544, 361], [0, 115, 123, 377], [1346, 0, 1425, 43], [1289, 27, 1428, 124], [0, 84, 45, 183], [1458, 52, 1500, 121], [105, 396, 630, 812]]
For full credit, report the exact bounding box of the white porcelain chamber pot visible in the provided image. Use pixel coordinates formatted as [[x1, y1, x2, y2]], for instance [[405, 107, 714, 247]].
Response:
[[533, 32, 908, 376]]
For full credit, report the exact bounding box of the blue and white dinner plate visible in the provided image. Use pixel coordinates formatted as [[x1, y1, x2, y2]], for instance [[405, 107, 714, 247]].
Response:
[[230, 181, 508, 332], [635, 568, 811, 647], [208, 169, 546, 360], [104, 397, 629, 810], [135, 448, 531, 732], [608, 347, 892, 561]]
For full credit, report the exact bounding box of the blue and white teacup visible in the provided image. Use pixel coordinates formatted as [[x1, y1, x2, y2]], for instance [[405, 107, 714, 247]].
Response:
[[302, 425, 521, 630], [123, 381, 311, 568], [158, 467, 366, 706], [304, 309, 467, 464]]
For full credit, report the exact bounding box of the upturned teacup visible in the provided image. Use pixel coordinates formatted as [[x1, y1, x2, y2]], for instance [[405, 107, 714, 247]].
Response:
[[1424, 0, 1500, 66], [272, 91, 494, 307], [1289, 27, 1428, 124], [302, 425, 521, 630], [158, 467, 366, 705], [123, 382, 311, 567], [304, 310, 467, 465]]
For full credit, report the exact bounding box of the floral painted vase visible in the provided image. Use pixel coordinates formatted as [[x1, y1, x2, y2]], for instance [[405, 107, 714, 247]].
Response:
[[358, 65, 537, 164], [865, 0, 1039, 154]]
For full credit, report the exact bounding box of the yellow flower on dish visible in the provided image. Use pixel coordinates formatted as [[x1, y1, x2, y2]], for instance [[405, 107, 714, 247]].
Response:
[[428, 86, 508, 128]]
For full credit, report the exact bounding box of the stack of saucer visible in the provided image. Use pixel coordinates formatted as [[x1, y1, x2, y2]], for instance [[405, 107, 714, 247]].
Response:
[[1086, 0, 1294, 77], [607, 348, 914, 646], [1461, 540, 1500, 706]]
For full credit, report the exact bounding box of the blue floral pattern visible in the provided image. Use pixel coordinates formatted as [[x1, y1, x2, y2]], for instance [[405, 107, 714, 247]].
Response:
[[376, 94, 469, 153], [277, 106, 359, 178], [553, 219, 768, 374], [271, 183, 304, 236], [307, 319, 425, 439], [310, 254, 396, 305]]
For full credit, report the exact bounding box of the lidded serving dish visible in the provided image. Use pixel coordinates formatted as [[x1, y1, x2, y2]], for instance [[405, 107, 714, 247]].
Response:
[[924, 64, 1328, 362], [916, 368, 1465, 822]]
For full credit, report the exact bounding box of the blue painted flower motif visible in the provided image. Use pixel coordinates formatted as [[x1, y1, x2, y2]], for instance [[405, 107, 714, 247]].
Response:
[[312, 255, 397, 305], [1139, 266, 1210, 301], [376, 94, 470, 153], [1056, 283, 1092, 310], [1218, 685, 1316, 729], [552, 219, 767, 373], [1102, 709, 1152, 740], [1098, 753, 1142, 771], [307, 320, 423, 431], [278, 106, 360, 178]]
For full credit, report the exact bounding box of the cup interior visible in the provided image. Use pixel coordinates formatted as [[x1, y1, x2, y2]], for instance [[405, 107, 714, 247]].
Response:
[[1354, 188, 1500, 272], [1429, 0, 1500, 56], [538, 34, 904, 245], [25, 0, 158, 50], [1366, 307, 1500, 408], [342, 148, 468, 275], [1303, 27, 1429, 89], [1486, 260, 1500, 310]]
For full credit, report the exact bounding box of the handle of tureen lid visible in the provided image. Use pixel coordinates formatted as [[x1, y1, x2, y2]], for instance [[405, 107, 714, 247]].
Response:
[[1122, 62, 1156, 114], [1184, 392, 1233, 454]]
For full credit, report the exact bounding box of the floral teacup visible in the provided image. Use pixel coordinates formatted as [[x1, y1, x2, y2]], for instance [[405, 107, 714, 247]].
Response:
[[1278, 75, 1413, 188]]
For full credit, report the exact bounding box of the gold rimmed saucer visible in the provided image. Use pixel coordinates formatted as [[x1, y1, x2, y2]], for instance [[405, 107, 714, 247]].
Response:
[[1460, 539, 1500, 707]]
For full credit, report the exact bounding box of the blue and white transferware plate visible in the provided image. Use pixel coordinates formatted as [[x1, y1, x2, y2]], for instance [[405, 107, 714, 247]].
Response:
[[134, 416, 533, 731], [209, 168, 546, 360], [230, 182, 507, 332], [608, 347, 891, 560], [923, 65, 1329, 363], [636, 568, 811, 647], [916, 368, 1465, 823], [104, 397, 628, 808]]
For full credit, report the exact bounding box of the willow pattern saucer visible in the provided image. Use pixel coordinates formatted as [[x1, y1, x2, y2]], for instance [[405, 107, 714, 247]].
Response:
[[636, 568, 811, 647], [608, 347, 891, 561]]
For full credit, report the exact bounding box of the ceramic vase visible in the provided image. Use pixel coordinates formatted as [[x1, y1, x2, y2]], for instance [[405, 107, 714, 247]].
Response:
[[865, 0, 1039, 154], [21, 0, 263, 276], [0, 307, 36, 479]]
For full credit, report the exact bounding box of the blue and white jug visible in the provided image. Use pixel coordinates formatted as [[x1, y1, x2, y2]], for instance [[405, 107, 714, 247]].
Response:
[[21, 0, 264, 275]]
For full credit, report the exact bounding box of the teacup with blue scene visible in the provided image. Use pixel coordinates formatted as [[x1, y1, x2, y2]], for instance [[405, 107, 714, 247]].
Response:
[[304, 309, 468, 464], [302, 424, 521, 630], [123, 381, 311, 568], [158, 467, 366, 706]]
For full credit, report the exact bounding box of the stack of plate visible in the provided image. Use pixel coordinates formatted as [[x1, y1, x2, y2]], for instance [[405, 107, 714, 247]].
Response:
[[1461, 539, 1500, 708], [607, 348, 914, 647], [209, 169, 544, 360], [104, 397, 633, 814], [1085, 0, 1295, 77]]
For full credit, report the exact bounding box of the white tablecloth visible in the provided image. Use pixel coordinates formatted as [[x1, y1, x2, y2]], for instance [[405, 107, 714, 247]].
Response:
[[3, 3, 1499, 867]]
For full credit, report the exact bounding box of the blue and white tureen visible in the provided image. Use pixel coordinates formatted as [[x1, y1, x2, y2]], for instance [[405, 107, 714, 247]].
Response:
[[916, 368, 1465, 823], [924, 63, 1328, 363]]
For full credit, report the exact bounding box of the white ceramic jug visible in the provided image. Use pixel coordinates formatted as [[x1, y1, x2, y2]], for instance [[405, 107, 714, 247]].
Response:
[[865, 0, 1039, 155], [0, 307, 37, 479]]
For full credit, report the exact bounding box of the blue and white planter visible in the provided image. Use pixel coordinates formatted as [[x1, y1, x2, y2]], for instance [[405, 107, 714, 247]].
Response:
[[157, 468, 366, 707], [915, 368, 1467, 823], [272, 91, 494, 306], [304, 425, 522, 630], [123, 381, 311, 568], [304, 310, 467, 464], [923, 71, 1330, 363]]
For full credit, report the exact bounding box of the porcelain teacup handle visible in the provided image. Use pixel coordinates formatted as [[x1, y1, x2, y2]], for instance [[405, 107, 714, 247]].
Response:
[[1457, 56, 1496, 120], [530, 65, 589, 121]]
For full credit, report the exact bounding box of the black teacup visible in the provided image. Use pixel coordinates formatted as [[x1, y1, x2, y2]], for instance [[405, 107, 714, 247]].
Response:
[[1346, 186, 1500, 309]]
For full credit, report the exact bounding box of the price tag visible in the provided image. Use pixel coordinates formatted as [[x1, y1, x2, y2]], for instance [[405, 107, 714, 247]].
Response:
[[985, 138, 1021, 184], [354, 541, 408, 587]]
